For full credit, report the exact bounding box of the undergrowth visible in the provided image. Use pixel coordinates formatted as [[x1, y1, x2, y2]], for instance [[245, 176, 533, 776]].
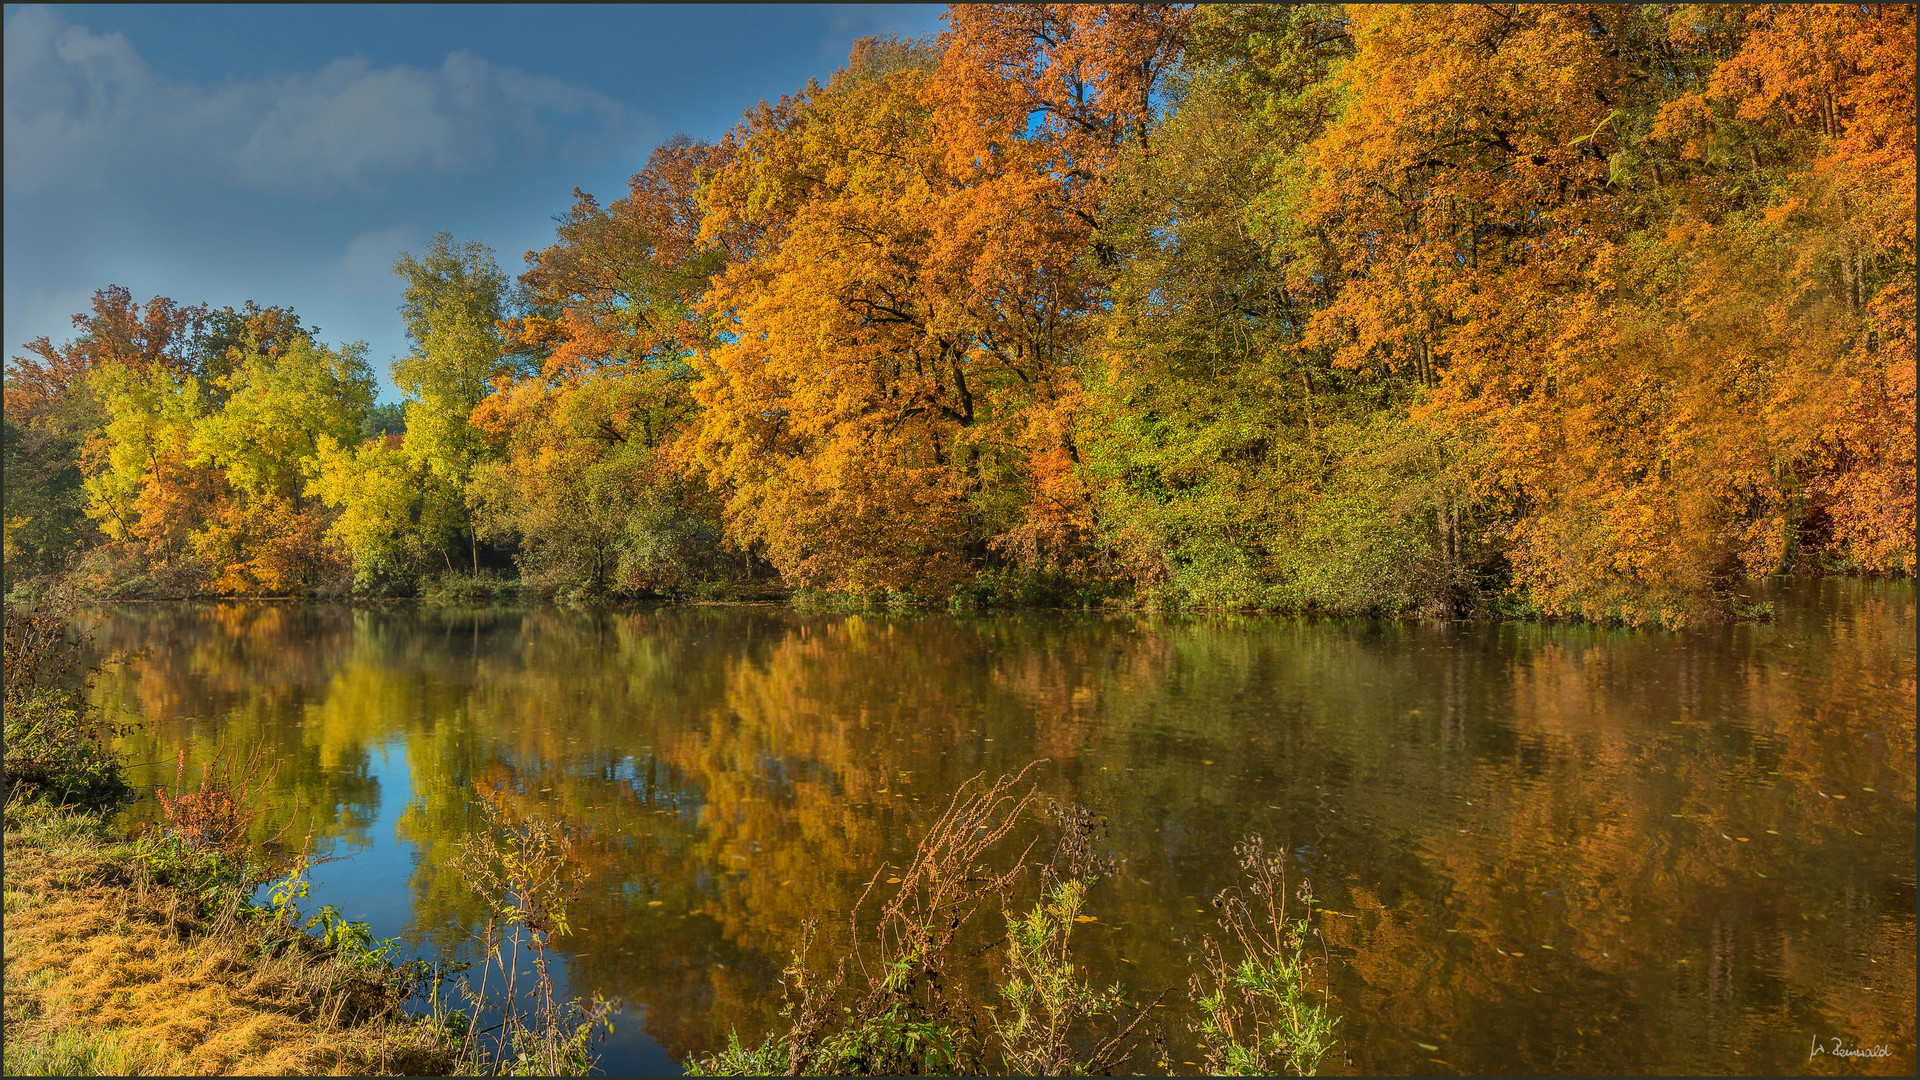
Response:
[[2, 585, 132, 805], [443, 779, 617, 1075], [686, 768, 1341, 1076]]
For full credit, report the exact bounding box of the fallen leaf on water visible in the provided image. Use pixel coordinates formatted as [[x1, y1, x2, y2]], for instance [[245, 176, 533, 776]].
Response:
[[1862, 787, 1876, 792], [1416, 1042, 1441, 1052], [1445, 928, 1459, 933], [647, 901, 663, 907], [1831, 794, 1846, 800], [1765, 829, 1780, 835], [1074, 915, 1097, 923], [886, 877, 903, 884], [1202, 760, 1215, 765], [1735, 837, 1749, 842], [1539, 944, 1554, 950]]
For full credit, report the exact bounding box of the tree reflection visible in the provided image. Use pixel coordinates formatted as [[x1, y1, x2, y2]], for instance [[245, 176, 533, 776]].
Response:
[[85, 582, 1915, 1074]]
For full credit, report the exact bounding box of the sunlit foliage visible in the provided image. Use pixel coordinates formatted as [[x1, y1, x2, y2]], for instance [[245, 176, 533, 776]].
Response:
[[5, 3, 1911, 619]]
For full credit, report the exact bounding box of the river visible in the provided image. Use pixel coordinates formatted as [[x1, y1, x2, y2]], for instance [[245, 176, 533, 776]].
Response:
[[84, 579, 1914, 1075]]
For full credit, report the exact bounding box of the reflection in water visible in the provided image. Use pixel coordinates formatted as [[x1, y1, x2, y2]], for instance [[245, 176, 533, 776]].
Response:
[[88, 582, 1915, 1075]]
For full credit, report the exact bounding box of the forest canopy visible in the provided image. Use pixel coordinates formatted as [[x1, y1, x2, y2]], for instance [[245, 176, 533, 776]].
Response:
[[5, 3, 1913, 626]]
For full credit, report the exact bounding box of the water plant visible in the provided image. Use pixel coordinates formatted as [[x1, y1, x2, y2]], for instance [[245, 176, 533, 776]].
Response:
[[1189, 836, 1339, 1076], [686, 768, 1343, 1076], [689, 766, 1047, 1076], [446, 778, 616, 1076]]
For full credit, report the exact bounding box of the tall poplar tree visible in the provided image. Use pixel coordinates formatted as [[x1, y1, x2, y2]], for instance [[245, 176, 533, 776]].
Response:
[[390, 233, 516, 574]]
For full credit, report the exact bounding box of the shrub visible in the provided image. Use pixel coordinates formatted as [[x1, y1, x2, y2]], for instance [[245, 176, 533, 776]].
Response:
[[1189, 836, 1339, 1076], [1, 588, 130, 806], [446, 780, 616, 1076]]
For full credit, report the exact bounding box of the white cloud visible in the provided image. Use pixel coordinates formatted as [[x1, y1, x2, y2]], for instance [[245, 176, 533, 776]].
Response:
[[2, 5, 630, 196]]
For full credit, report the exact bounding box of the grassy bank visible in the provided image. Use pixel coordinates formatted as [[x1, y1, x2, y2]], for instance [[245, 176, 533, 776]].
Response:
[[2, 799, 456, 1076], [3, 591, 610, 1077]]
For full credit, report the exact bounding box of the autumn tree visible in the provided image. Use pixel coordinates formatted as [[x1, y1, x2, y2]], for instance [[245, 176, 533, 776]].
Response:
[[4, 287, 212, 584], [685, 9, 1188, 597], [391, 233, 519, 575], [190, 335, 373, 593], [13, 5, 1910, 611], [683, 37, 980, 594], [1257, 3, 1915, 624], [1681, 2, 1916, 577], [927, 3, 1192, 580], [470, 137, 745, 596]]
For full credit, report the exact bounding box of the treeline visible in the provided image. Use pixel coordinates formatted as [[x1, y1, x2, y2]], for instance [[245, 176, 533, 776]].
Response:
[[4, 4, 1913, 625]]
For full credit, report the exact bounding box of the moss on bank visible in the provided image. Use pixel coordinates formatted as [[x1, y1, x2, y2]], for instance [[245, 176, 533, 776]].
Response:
[[2, 800, 458, 1077]]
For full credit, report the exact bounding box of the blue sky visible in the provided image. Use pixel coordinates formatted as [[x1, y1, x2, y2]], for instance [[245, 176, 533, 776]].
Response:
[[3, 2, 945, 400]]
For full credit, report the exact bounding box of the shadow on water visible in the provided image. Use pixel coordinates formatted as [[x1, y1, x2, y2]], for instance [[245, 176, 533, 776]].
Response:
[[86, 580, 1915, 1075]]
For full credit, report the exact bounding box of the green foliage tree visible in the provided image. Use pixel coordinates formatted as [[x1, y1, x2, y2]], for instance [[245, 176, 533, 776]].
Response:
[[360, 402, 407, 440], [193, 301, 316, 391], [2, 406, 97, 589], [391, 233, 518, 575], [195, 335, 374, 501], [308, 433, 464, 590]]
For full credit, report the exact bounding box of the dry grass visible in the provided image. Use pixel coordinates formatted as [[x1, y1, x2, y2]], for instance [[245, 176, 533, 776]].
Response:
[[2, 804, 452, 1077]]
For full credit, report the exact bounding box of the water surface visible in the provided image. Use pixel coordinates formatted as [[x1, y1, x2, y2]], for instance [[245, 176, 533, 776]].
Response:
[[88, 581, 1915, 1075]]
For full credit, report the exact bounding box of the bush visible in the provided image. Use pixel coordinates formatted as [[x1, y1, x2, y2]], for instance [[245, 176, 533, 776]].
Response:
[[689, 770, 1175, 1077], [417, 568, 522, 602], [2, 590, 130, 806], [3, 688, 128, 806]]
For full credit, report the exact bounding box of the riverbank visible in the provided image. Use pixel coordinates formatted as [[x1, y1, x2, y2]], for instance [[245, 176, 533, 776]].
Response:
[[2, 798, 457, 1076]]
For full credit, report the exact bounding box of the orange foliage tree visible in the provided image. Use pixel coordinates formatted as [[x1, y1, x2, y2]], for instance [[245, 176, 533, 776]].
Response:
[[682, 8, 1188, 596], [1287, 3, 1914, 624]]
